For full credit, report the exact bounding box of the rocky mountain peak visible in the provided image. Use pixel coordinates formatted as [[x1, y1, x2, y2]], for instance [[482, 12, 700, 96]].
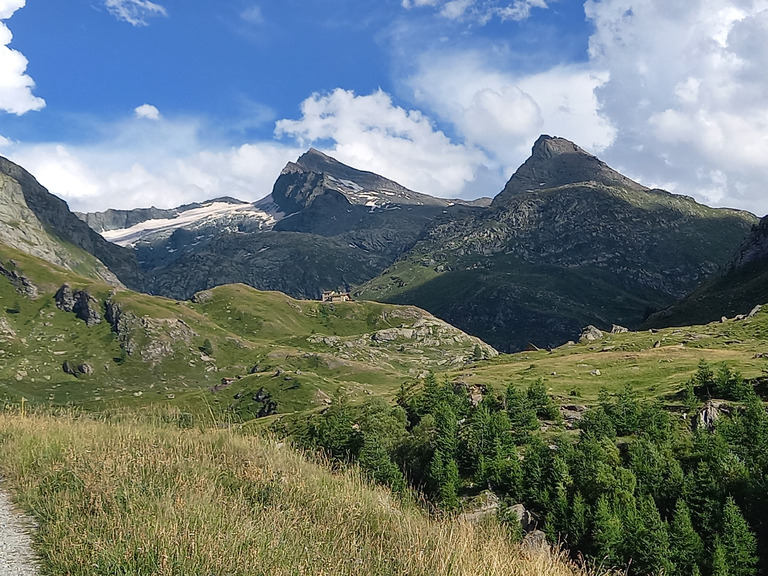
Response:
[[492, 135, 646, 207]]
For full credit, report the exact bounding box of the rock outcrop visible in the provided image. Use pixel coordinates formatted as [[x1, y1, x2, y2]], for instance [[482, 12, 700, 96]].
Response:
[[55, 284, 102, 326]]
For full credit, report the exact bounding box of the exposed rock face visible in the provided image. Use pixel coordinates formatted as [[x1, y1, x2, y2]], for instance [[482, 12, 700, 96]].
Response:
[[611, 324, 629, 334], [0, 155, 141, 289], [359, 135, 755, 352], [55, 285, 102, 326], [645, 214, 768, 329], [105, 296, 197, 365], [0, 262, 38, 299], [493, 134, 646, 207], [729, 215, 768, 271]]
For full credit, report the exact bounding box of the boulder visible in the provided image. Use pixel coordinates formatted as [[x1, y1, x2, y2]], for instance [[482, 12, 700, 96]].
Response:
[[579, 325, 603, 343], [62, 361, 78, 376], [521, 530, 549, 554], [697, 400, 728, 430], [748, 304, 763, 318], [610, 324, 629, 334], [458, 490, 501, 523], [77, 363, 94, 375]]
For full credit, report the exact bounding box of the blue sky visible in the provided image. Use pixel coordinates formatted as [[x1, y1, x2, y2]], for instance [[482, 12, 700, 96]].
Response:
[[1, 0, 767, 216]]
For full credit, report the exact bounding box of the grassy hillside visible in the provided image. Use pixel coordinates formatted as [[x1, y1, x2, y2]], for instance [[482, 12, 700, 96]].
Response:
[[449, 309, 768, 405], [0, 409, 584, 576], [0, 242, 495, 420]]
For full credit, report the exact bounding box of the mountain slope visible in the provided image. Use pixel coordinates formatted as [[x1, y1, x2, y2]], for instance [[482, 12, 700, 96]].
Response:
[[645, 214, 768, 328], [82, 149, 488, 301], [0, 156, 142, 289], [0, 240, 495, 419], [357, 135, 756, 352]]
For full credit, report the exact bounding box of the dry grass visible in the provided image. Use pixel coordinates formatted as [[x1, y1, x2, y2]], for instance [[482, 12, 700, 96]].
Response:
[[0, 408, 588, 576]]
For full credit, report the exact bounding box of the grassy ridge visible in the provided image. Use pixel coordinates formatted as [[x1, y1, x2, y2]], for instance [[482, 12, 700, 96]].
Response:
[[0, 242, 493, 419], [0, 409, 584, 576], [452, 308, 768, 403]]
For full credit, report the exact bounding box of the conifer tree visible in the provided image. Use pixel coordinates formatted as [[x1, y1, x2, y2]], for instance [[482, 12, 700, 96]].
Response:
[[568, 491, 591, 550], [669, 499, 704, 576], [711, 538, 730, 576], [592, 495, 624, 569], [629, 494, 673, 576], [719, 498, 758, 576], [506, 385, 538, 442]]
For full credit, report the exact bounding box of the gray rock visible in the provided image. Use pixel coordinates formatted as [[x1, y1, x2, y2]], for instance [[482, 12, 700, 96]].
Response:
[[697, 400, 728, 430], [521, 530, 549, 554], [748, 304, 762, 318], [579, 325, 603, 343], [55, 285, 102, 326], [610, 324, 629, 334], [77, 363, 93, 375], [458, 490, 500, 523]]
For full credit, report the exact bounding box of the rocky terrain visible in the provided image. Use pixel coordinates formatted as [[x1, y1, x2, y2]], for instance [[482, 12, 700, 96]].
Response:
[[357, 135, 757, 352], [646, 214, 768, 328], [80, 148, 489, 301], [0, 156, 142, 290]]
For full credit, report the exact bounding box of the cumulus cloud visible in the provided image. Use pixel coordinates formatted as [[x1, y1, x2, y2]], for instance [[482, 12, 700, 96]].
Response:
[[134, 104, 161, 120], [585, 0, 768, 215], [402, 0, 551, 22], [405, 51, 615, 175], [104, 0, 167, 26], [275, 88, 488, 198], [5, 113, 300, 212], [0, 1, 45, 115]]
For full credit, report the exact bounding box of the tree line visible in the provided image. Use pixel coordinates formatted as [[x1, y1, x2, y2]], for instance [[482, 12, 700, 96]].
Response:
[[285, 361, 765, 576]]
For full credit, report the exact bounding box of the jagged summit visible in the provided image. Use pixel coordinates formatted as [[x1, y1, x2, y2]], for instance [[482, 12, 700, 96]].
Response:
[[274, 149, 478, 212], [492, 135, 646, 207]]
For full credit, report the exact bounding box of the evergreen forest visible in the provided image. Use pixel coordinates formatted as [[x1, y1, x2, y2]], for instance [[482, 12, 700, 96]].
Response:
[[286, 361, 766, 576]]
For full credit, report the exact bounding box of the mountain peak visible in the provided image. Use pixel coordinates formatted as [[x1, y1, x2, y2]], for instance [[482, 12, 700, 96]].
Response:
[[492, 135, 646, 207], [530, 134, 588, 159]]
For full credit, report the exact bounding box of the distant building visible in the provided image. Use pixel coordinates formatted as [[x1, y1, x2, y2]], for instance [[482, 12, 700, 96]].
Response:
[[321, 290, 352, 303]]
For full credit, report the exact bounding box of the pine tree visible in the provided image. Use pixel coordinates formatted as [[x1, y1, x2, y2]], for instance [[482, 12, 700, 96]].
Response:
[[719, 498, 758, 576], [358, 438, 407, 493], [669, 499, 704, 576], [592, 495, 624, 569], [628, 495, 673, 576], [568, 491, 591, 550], [506, 385, 538, 442], [711, 538, 730, 576]]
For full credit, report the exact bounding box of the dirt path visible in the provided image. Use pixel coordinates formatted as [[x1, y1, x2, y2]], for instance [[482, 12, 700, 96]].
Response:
[[0, 487, 39, 576]]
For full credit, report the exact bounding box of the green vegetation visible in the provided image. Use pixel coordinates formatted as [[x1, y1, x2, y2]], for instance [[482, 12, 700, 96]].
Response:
[[0, 242, 492, 420], [294, 366, 766, 576], [0, 408, 586, 576]]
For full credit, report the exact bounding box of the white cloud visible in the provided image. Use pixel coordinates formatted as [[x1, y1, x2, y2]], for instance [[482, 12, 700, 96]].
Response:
[[134, 104, 161, 120], [584, 0, 768, 215], [275, 88, 488, 198], [5, 114, 300, 212], [405, 51, 615, 175], [0, 1, 45, 115], [402, 0, 551, 22], [104, 0, 167, 26], [241, 5, 264, 25]]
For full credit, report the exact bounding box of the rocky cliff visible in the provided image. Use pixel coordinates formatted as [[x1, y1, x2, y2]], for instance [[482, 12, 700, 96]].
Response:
[[358, 136, 757, 352], [645, 214, 768, 328], [0, 156, 142, 288]]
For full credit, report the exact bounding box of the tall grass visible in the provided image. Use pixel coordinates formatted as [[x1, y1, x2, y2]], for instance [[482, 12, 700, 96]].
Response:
[[0, 408, 587, 576]]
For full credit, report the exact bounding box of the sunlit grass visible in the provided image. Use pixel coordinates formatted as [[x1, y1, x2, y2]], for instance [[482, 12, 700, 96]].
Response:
[[0, 408, 588, 576]]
